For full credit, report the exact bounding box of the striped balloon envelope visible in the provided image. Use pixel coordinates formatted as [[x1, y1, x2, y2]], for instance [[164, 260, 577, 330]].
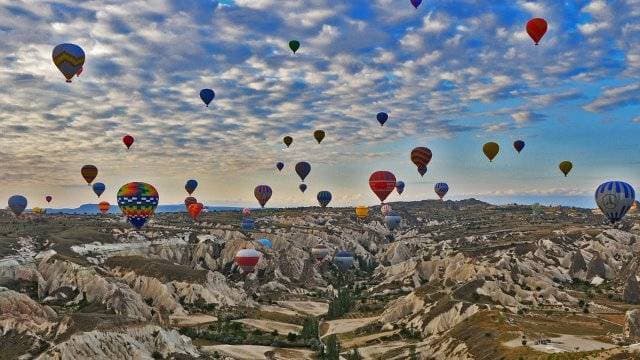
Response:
[[411, 147, 432, 176], [595, 181, 635, 224], [235, 248, 261, 273], [317, 191, 332, 208], [369, 171, 396, 203], [254, 185, 272, 208], [117, 182, 159, 229]]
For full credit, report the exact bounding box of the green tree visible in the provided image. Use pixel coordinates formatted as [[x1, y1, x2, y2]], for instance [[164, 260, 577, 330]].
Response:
[[301, 317, 319, 339], [324, 335, 340, 360]]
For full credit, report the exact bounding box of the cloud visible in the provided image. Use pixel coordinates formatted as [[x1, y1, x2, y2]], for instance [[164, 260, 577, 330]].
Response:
[[583, 84, 640, 112], [510, 111, 546, 125], [0, 0, 638, 206]]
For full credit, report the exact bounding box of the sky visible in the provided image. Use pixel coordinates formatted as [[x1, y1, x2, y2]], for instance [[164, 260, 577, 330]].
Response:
[[0, 0, 639, 209]]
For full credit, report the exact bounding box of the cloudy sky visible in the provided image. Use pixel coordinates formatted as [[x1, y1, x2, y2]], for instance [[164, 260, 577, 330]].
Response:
[[1, 0, 639, 209]]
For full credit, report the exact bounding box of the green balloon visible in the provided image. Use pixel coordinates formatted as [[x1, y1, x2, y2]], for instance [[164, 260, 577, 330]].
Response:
[[289, 40, 300, 53]]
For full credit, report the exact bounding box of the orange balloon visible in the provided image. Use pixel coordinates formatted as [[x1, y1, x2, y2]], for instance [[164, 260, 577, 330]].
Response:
[[188, 202, 204, 220]]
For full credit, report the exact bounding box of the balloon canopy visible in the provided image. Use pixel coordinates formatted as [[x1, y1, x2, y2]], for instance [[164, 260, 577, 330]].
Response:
[[52, 43, 85, 82], [595, 181, 635, 224], [8, 195, 27, 216], [369, 171, 396, 203], [117, 182, 159, 229], [317, 191, 332, 208], [526, 18, 548, 45], [199, 89, 215, 107], [254, 185, 273, 208], [81, 165, 98, 185]]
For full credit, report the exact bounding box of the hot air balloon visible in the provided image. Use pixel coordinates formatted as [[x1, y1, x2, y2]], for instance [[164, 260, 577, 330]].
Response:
[[369, 171, 397, 203], [45, 195, 52, 203], [283, 136, 293, 148], [376, 112, 388, 126], [483, 142, 499, 162], [418, 166, 427, 177], [295, 162, 311, 182], [299, 184, 307, 193], [8, 195, 27, 216], [595, 181, 636, 224], [199, 89, 215, 107], [98, 201, 110, 214], [254, 185, 273, 208], [32, 207, 45, 215], [123, 135, 134, 149], [185, 179, 198, 195], [395, 181, 405, 195], [355, 206, 369, 220], [385, 212, 402, 231], [410, 0, 422, 8], [52, 43, 85, 83], [526, 18, 548, 45], [81, 165, 98, 185], [312, 244, 330, 261], [513, 140, 525, 153], [411, 147, 432, 176], [235, 248, 261, 273], [242, 208, 251, 217], [241, 217, 255, 231], [289, 40, 300, 54], [188, 203, 204, 220], [92, 182, 106, 197], [116, 182, 159, 229], [317, 191, 332, 208], [381, 204, 392, 216], [334, 251, 354, 271], [184, 196, 197, 210], [314, 130, 325, 144], [276, 162, 284, 171], [559, 161, 573, 177], [434, 182, 449, 200], [257, 238, 272, 249]]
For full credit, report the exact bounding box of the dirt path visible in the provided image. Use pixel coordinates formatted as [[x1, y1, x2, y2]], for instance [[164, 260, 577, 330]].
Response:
[[278, 300, 328, 316], [321, 316, 379, 338], [202, 345, 315, 360], [233, 318, 303, 334]]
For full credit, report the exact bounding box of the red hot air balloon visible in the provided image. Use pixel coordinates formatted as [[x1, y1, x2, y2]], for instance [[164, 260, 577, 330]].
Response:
[[242, 208, 251, 217], [235, 248, 261, 273], [45, 195, 52, 203], [123, 135, 134, 149], [526, 18, 548, 45], [254, 185, 273, 208], [411, 147, 432, 176], [369, 171, 397, 203], [188, 203, 204, 220]]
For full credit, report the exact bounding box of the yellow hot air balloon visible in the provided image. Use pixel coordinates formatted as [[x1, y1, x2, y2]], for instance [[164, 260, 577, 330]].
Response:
[[32, 207, 46, 215], [559, 161, 573, 177], [355, 206, 369, 220], [483, 142, 499, 162]]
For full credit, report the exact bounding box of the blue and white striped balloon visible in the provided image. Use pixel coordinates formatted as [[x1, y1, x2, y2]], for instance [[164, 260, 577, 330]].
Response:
[[595, 181, 635, 224], [434, 182, 449, 200]]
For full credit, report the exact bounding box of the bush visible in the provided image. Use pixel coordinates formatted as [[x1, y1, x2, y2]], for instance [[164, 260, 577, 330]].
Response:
[[287, 332, 297, 342]]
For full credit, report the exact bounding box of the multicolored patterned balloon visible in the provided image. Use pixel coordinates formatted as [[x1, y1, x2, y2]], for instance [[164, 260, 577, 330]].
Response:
[[117, 182, 159, 229], [52, 43, 85, 82]]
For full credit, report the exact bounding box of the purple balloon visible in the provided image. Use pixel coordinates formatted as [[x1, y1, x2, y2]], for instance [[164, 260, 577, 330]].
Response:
[[411, 0, 422, 8]]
